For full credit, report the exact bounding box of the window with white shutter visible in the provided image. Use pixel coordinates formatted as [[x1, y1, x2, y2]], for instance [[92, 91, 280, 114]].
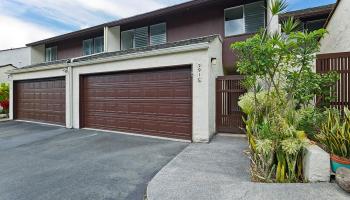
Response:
[[150, 23, 166, 45]]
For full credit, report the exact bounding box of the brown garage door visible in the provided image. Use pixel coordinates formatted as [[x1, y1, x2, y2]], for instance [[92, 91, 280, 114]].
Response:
[[14, 77, 66, 125], [81, 66, 192, 140]]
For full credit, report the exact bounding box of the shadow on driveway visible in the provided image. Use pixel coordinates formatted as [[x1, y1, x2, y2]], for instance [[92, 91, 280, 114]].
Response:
[[0, 121, 188, 200]]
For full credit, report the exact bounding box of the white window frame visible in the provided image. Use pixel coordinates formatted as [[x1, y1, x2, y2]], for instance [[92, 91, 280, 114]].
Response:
[[45, 46, 57, 62], [93, 36, 104, 54], [150, 22, 167, 46], [224, 5, 245, 37], [83, 36, 104, 56], [83, 38, 94, 56], [121, 29, 135, 50], [224, 1, 266, 37]]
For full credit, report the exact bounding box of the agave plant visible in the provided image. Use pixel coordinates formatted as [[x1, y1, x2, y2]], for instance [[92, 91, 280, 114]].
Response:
[[317, 107, 350, 159]]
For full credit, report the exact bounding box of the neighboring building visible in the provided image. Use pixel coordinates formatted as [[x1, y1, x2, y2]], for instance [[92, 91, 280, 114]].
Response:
[[0, 64, 16, 83], [280, 4, 335, 32], [0, 47, 30, 68], [0, 47, 30, 85], [7, 0, 278, 142], [317, 0, 349, 111], [320, 0, 350, 53]]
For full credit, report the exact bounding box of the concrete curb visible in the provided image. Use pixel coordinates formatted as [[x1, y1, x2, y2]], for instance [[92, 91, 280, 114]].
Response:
[[146, 135, 350, 200]]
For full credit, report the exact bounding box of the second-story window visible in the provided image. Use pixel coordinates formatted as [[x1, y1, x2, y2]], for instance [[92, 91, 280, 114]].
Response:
[[225, 1, 265, 37], [150, 23, 166, 45], [121, 30, 134, 50], [45, 46, 57, 62], [121, 23, 167, 50], [83, 36, 104, 56]]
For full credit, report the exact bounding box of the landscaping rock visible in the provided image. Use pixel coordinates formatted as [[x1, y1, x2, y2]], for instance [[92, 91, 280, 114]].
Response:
[[303, 144, 330, 182], [336, 167, 350, 193], [0, 114, 7, 119]]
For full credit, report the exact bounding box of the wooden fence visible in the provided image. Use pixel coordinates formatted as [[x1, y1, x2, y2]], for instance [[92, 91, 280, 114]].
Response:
[[216, 75, 245, 133], [316, 52, 350, 111]]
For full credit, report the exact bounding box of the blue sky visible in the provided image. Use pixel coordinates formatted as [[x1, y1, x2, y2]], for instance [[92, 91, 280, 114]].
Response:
[[0, 0, 336, 50]]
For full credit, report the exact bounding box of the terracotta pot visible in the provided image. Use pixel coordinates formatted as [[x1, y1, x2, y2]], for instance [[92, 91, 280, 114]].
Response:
[[331, 155, 350, 173]]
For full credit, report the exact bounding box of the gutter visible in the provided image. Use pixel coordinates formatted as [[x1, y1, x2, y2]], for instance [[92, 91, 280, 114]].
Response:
[[66, 60, 74, 129], [7, 42, 211, 74]]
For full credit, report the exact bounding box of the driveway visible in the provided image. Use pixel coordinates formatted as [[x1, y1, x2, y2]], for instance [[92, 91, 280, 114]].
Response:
[[147, 135, 349, 200], [0, 121, 188, 200]]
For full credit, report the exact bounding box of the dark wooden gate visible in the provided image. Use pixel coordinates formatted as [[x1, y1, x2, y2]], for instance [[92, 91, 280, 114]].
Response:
[[316, 52, 350, 111], [216, 75, 245, 133]]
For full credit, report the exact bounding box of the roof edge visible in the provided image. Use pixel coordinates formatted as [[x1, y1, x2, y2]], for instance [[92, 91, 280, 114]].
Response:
[[0, 64, 17, 69], [324, 0, 341, 28], [13, 35, 220, 74], [26, 0, 220, 47]]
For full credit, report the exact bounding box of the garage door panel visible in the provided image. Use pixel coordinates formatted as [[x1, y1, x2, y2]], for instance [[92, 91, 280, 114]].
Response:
[[81, 66, 192, 140], [14, 77, 66, 125]]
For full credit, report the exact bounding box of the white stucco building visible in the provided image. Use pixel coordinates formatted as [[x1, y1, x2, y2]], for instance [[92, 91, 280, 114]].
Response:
[[320, 0, 350, 53], [0, 47, 30, 68]]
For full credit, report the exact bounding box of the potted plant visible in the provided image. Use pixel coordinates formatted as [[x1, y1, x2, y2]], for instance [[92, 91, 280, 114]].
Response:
[[317, 107, 350, 173]]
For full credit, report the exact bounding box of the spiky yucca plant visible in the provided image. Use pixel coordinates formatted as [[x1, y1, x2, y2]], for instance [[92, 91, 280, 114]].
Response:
[[317, 108, 350, 159]]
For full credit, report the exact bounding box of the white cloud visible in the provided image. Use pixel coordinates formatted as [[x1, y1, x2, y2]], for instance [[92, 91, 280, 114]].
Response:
[[0, 15, 57, 49], [0, 0, 187, 49], [4, 0, 168, 29]]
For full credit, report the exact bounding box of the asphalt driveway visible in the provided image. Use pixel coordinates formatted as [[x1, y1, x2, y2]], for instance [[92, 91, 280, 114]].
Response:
[[0, 121, 188, 200]]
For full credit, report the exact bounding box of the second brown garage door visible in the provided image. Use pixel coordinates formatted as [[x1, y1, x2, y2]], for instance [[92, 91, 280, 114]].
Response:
[[80, 66, 192, 140], [14, 77, 66, 125]]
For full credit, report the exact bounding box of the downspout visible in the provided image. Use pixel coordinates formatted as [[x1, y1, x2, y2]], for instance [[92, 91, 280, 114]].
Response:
[[66, 59, 74, 129]]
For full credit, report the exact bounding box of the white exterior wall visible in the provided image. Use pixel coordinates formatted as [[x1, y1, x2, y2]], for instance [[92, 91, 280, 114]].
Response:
[[207, 38, 224, 139], [9, 38, 223, 142], [104, 26, 121, 52], [0, 65, 15, 83], [267, 0, 280, 34], [320, 0, 350, 53], [0, 47, 30, 68], [30, 45, 45, 65]]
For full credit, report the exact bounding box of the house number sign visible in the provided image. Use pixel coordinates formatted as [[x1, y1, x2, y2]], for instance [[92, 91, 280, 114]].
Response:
[[197, 64, 202, 82]]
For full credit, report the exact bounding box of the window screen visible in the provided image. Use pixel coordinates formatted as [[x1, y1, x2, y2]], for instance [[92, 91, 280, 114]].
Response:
[[94, 36, 104, 53], [244, 1, 265, 33], [150, 23, 166, 45], [83, 39, 93, 56], [134, 26, 149, 48], [45, 46, 57, 62], [225, 1, 265, 37], [121, 30, 134, 50]]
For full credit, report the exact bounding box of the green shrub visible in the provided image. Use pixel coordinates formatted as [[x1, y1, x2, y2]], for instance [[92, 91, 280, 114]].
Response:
[[232, 0, 338, 183]]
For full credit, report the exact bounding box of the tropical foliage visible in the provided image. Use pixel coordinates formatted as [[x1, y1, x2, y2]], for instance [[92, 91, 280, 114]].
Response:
[[0, 83, 10, 114], [317, 108, 350, 159], [232, 0, 338, 182]]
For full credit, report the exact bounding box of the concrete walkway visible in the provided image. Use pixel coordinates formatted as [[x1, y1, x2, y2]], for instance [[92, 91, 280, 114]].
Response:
[[147, 135, 350, 200]]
